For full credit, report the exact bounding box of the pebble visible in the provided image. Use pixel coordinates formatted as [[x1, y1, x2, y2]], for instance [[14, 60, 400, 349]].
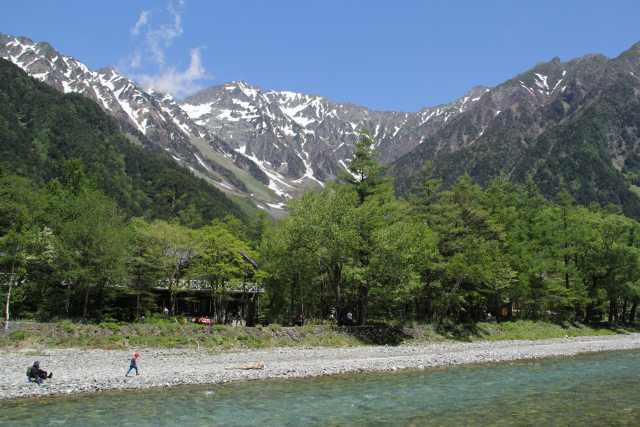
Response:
[[2, 333, 640, 400]]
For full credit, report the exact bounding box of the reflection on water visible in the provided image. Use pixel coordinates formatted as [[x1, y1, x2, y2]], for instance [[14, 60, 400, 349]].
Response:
[[1, 349, 639, 426]]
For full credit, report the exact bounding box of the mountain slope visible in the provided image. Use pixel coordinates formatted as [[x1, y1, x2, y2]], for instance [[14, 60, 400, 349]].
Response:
[[0, 33, 278, 211], [5, 32, 640, 219], [390, 42, 640, 219], [0, 58, 249, 225], [179, 82, 486, 195], [0, 32, 485, 203]]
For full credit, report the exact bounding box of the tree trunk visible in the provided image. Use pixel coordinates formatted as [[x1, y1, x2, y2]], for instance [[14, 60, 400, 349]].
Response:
[[298, 271, 303, 321], [223, 294, 230, 324], [66, 272, 72, 317], [329, 265, 342, 325], [630, 301, 638, 324], [584, 303, 593, 323], [83, 286, 89, 319], [135, 265, 141, 315], [290, 275, 295, 326], [356, 283, 369, 325], [4, 259, 15, 330], [168, 277, 176, 316], [584, 277, 598, 323], [608, 298, 617, 325], [435, 278, 462, 331]]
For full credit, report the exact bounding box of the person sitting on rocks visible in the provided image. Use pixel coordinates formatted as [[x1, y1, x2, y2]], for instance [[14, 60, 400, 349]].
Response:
[[27, 361, 52, 385]]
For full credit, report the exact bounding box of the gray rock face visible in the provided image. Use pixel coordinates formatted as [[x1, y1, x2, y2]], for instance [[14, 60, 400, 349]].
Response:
[[179, 81, 488, 189], [0, 32, 525, 202], [0, 33, 274, 205], [7, 31, 635, 209]]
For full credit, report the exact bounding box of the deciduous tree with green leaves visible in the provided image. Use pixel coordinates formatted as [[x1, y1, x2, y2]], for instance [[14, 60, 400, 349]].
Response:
[[45, 160, 134, 319], [134, 220, 198, 316], [189, 224, 257, 323], [0, 171, 41, 328]]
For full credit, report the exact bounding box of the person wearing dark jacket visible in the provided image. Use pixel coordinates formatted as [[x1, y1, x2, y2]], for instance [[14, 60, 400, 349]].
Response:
[[27, 361, 52, 385]]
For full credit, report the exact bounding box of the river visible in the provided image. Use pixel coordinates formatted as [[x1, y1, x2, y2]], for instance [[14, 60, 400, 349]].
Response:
[[1, 349, 639, 425]]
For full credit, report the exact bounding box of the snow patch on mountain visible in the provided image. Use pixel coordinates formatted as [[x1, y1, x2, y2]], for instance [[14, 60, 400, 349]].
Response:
[[236, 146, 293, 198], [0, 33, 278, 209]]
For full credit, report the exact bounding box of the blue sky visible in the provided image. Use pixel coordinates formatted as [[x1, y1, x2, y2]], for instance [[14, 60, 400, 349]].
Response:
[[1, 1, 639, 112]]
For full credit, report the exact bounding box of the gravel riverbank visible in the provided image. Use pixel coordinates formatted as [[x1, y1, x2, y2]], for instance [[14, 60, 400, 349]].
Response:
[[2, 333, 640, 400]]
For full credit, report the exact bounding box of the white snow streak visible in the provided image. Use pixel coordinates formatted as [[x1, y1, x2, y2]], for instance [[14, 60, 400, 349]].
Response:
[[233, 147, 301, 198], [181, 102, 213, 119], [194, 154, 211, 172]]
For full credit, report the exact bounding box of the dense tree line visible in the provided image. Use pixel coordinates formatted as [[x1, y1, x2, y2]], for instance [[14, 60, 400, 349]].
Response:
[[4, 134, 640, 327], [259, 133, 640, 327], [0, 161, 267, 325], [0, 58, 249, 227]]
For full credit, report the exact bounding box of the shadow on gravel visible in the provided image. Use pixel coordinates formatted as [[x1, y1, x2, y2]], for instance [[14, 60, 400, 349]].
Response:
[[440, 323, 482, 342], [342, 325, 412, 346]]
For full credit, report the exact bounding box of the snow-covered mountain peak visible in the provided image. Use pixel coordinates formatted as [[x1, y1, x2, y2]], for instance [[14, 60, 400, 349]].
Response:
[[2, 31, 531, 207], [178, 80, 488, 186], [0, 33, 280, 212]]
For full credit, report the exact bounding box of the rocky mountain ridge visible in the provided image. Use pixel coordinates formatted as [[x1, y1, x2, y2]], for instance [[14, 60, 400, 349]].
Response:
[[179, 81, 488, 195], [391, 41, 640, 219], [4, 31, 640, 218], [0, 33, 278, 212]]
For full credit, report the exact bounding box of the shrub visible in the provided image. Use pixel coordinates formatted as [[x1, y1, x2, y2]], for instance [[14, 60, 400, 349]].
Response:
[[9, 330, 27, 341], [99, 322, 121, 333], [172, 336, 188, 346], [57, 320, 75, 334]]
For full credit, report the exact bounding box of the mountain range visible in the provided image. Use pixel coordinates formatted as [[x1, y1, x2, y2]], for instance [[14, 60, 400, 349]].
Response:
[[2, 32, 640, 219], [0, 57, 250, 227], [0, 33, 484, 208], [391, 42, 640, 219]]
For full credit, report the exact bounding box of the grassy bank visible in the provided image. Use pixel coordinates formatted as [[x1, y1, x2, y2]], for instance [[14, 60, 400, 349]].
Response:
[[0, 319, 637, 351]]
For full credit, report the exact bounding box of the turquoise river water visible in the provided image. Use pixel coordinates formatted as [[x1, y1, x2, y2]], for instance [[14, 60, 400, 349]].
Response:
[[1, 349, 639, 426]]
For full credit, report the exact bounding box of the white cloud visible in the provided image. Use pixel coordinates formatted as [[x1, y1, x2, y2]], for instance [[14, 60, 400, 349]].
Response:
[[129, 52, 143, 69], [141, 1, 183, 68], [131, 10, 150, 36], [136, 47, 211, 98], [123, 0, 212, 98]]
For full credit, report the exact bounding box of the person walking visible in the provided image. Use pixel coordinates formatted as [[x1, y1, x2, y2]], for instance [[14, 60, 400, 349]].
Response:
[[126, 352, 140, 376]]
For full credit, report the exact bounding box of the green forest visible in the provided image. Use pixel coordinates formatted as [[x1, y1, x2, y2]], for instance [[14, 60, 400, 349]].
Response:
[[2, 58, 640, 329], [3, 132, 640, 330], [391, 63, 640, 222], [0, 58, 249, 227]]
